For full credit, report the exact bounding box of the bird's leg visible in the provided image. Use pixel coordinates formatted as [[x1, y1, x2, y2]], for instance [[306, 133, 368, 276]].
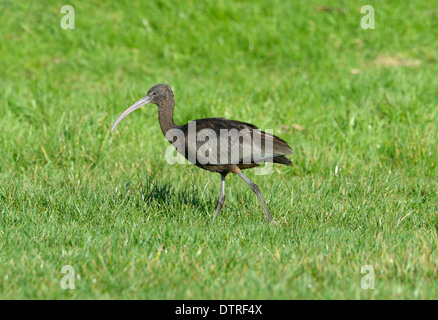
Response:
[[213, 173, 227, 220], [236, 172, 275, 223]]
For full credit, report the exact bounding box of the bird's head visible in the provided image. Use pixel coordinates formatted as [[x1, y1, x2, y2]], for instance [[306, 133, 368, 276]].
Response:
[[111, 84, 174, 132]]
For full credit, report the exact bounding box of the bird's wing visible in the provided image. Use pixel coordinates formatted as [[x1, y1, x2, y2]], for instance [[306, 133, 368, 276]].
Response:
[[176, 118, 291, 165], [226, 125, 292, 165]]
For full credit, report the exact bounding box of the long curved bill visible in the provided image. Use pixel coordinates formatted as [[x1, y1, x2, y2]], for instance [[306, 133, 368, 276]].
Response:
[[111, 95, 152, 132]]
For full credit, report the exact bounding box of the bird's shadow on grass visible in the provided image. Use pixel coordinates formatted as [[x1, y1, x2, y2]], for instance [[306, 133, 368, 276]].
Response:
[[115, 176, 207, 210]]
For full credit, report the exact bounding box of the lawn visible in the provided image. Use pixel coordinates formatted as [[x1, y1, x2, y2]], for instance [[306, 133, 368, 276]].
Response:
[[0, 0, 437, 299]]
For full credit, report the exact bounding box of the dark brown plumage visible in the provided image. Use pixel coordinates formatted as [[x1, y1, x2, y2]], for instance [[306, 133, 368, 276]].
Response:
[[111, 84, 292, 223]]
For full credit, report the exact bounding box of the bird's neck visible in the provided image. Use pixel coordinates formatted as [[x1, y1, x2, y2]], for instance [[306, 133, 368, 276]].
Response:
[[157, 101, 178, 137]]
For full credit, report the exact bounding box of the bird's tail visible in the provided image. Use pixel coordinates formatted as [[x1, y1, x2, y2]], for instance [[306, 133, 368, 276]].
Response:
[[272, 155, 293, 166]]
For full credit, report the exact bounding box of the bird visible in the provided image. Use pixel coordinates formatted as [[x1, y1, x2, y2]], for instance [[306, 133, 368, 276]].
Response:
[[111, 84, 292, 223]]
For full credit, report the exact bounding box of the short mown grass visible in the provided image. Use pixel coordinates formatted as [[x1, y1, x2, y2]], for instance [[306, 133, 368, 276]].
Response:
[[0, 0, 437, 299]]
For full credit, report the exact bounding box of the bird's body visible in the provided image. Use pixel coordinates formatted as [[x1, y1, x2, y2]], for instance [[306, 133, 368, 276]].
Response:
[[171, 117, 292, 174], [111, 84, 292, 223]]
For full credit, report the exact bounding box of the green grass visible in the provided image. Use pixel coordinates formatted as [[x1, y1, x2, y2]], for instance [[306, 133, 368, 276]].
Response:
[[0, 0, 437, 299]]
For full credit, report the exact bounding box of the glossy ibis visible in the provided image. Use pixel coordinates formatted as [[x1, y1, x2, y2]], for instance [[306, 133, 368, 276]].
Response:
[[111, 84, 292, 223]]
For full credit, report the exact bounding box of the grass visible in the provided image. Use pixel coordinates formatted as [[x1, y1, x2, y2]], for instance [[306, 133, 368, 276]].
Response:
[[0, 0, 437, 299]]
